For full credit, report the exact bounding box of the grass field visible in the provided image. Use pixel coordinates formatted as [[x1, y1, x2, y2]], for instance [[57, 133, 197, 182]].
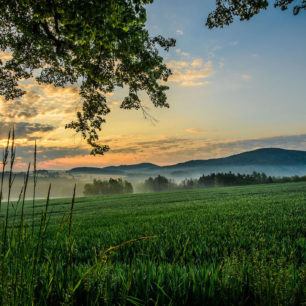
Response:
[[0, 182, 305, 305]]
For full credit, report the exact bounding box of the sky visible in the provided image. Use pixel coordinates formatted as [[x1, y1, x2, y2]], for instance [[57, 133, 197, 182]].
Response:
[[1, 0, 306, 170]]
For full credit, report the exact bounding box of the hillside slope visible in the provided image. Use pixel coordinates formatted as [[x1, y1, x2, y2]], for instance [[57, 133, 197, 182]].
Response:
[[69, 148, 306, 178]]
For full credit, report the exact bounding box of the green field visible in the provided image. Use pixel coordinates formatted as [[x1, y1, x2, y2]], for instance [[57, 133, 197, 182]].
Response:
[[1, 182, 305, 305]]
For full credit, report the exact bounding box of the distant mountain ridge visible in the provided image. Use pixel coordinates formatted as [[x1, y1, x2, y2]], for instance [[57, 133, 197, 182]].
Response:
[[69, 163, 160, 174], [165, 148, 306, 168], [69, 148, 306, 177]]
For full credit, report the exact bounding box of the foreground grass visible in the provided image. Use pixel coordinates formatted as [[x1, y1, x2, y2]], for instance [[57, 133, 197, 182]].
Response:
[[1, 182, 305, 305]]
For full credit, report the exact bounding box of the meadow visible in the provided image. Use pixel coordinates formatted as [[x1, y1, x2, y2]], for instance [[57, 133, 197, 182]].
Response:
[[0, 182, 305, 305]]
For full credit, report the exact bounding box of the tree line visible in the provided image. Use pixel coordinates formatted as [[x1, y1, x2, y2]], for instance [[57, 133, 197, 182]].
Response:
[[136, 172, 306, 193], [83, 172, 306, 195], [83, 178, 133, 196]]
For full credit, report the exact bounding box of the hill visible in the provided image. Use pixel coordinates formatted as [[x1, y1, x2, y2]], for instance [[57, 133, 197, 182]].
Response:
[[69, 162, 160, 174], [169, 148, 306, 168], [68, 148, 306, 178]]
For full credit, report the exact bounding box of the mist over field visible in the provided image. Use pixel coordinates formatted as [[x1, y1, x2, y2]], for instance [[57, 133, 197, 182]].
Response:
[[0, 173, 124, 200], [3, 147, 306, 199]]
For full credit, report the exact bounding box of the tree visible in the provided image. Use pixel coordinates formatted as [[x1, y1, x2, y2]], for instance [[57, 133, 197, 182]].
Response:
[[0, 0, 175, 154], [142, 175, 176, 192], [206, 0, 305, 29], [83, 178, 133, 195]]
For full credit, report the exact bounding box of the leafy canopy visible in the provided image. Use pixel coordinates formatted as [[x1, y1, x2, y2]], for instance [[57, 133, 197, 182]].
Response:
[[0, 0, 175, 154], [206, 0, 305, 28]]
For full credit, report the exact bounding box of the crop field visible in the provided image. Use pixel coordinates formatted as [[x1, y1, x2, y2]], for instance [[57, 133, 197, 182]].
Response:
[[0, 182, 305, 305]]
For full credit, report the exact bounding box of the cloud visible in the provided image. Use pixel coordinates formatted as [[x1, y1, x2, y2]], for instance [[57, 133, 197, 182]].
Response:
[[179, 80, 210, 87], [176, 29, 184, 35], [109, 147, 139, 154], [186, 128, 211, 134], [0, 51, 13, 62], [208, 45, 221, 58], [105, 133, 306, 162], [14, 145, 89, 162], [175, 134, 306, 159], [242, 74, 252, 80], [167, 61, 189, 69], [104, 133, 306, 165], [7, 132, 306, 170], [0, 82, 80, 120], [167, 59, 213, 87], [0, 122, 55, 139], [218, 134, 306, 152], [191, 59, 203, 68], [175, 49, 190, 57], [0, 93, 41, 119], [230, 41, 238, 46], [134, 137, 191, 148]]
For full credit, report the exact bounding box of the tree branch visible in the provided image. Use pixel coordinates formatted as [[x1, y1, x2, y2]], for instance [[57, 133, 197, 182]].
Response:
[[39, 20, 63, 53]]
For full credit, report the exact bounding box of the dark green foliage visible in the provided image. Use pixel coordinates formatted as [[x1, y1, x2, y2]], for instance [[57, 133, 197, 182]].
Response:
[[0, 0, 175, 154], [83, 178, 133, 196], [192, 171, 306, 188], [206, 0, 306, 28], [137, 172, 306, 193], [139, 175, 177, 192], [197, 171, 270, 187]]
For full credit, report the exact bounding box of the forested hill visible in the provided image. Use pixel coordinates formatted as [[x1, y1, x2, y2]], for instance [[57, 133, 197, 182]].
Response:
[[69, 148, 306, 177], [69, 163, 160, 174], [166, 148, 306, 168]]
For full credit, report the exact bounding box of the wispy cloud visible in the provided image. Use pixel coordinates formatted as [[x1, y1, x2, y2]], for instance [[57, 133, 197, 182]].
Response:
[[191, 59, 203, 68], [0, 122, 55, 139], [0, 82, 80, 121], [9, 132, 306, 170], [219, 62, 225, 68], [0, 80, 83, 154], [175, 49, 190, 57], [14, 145, 89, 162], [167, 59, 213, 87], [242, 74, 252, 80], [208, 45, 221, 58], [186, 128, 211, 134], [176, 29, 184, 35], [230, 41, 238, 46], [0, 51, 12, 62]]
